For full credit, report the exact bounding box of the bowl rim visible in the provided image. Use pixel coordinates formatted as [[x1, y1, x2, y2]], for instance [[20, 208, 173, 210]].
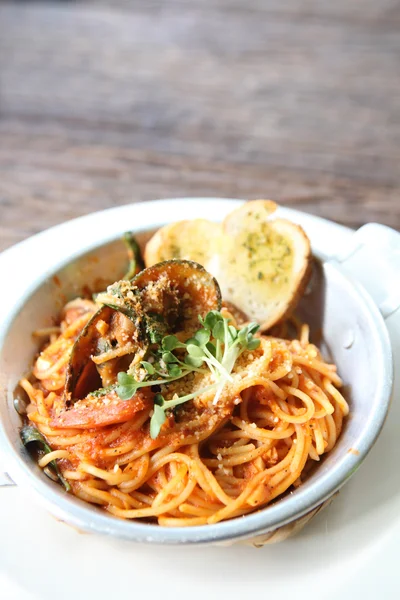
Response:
[[0, 198, 393, 544]]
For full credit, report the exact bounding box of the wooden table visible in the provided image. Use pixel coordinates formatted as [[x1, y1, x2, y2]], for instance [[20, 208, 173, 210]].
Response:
[[1, 0, 399, 252]]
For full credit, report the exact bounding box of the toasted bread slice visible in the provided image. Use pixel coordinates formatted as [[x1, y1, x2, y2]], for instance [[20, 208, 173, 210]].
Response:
[[144, 201, 311, 331], [223, 199, 278, 236], [144, 219, 221, 268], [216, 200, 311, 330]]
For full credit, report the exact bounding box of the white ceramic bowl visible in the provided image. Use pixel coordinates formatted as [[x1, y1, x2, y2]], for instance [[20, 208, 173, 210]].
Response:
[[0, 199, 398, 545]]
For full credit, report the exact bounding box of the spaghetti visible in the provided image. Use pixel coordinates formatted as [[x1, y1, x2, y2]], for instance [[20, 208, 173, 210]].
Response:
[[21, 295, 348, 527]]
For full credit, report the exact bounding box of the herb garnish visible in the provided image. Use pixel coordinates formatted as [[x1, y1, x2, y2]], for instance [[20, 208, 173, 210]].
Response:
[[116, 310, 261, 439]]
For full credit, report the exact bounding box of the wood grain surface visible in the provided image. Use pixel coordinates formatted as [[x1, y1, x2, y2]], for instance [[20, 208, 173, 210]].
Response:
[[1, 0, 399, 252]]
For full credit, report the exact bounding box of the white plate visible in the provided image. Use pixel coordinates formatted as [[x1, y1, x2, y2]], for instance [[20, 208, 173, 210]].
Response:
[[1, 199, 399, 600]]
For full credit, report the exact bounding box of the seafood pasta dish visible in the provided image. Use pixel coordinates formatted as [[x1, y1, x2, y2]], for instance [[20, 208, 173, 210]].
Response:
[[19, 201, 348, 526]]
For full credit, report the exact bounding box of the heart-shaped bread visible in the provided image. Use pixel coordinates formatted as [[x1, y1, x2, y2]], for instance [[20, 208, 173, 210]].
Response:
[[144, 200, 311, 331]]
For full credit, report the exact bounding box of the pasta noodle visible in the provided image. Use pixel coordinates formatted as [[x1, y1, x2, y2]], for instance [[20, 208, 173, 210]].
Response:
[[21, 297, 348, 527]]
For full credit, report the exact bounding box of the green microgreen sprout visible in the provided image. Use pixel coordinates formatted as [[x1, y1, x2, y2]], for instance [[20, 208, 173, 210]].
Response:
[[116, 310, 261, 438]]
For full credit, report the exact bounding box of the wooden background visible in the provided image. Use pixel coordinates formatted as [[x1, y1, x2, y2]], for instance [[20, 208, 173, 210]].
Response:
[[1, 0, 399, 252]]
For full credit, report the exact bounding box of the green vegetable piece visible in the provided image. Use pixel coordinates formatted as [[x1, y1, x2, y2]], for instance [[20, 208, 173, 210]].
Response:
[[118, 372, 134, 386], [20, 425, 71, 492], [162, 351, 179, 364], [237, 327, 249, 345], [238, 322, 260, 348], [185, 337, 200, 347], [187, 344, 204, 358], [141, 361, 155, 375], [21, 425, 52, 453], [116, 372, 138, 400], [194, 328, 210, 346], [202, 310, 223, 331], [162, 335, 182, 351], [205, 342, 217, 358], [247, 338, 261, 351], [167, 364, 182, 378], [228, 325, 238, 341], [247, 322, 260, 335], [154, 393, 165, 406], [212, 321, 225, 342], [184, 355, 204, 368], [150, 404, 167, 439], [116, 385, 137, 401], [122, 232, 145, 280]]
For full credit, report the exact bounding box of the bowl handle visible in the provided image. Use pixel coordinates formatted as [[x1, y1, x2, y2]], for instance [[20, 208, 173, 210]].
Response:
[[329, 223, 400, 320]]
